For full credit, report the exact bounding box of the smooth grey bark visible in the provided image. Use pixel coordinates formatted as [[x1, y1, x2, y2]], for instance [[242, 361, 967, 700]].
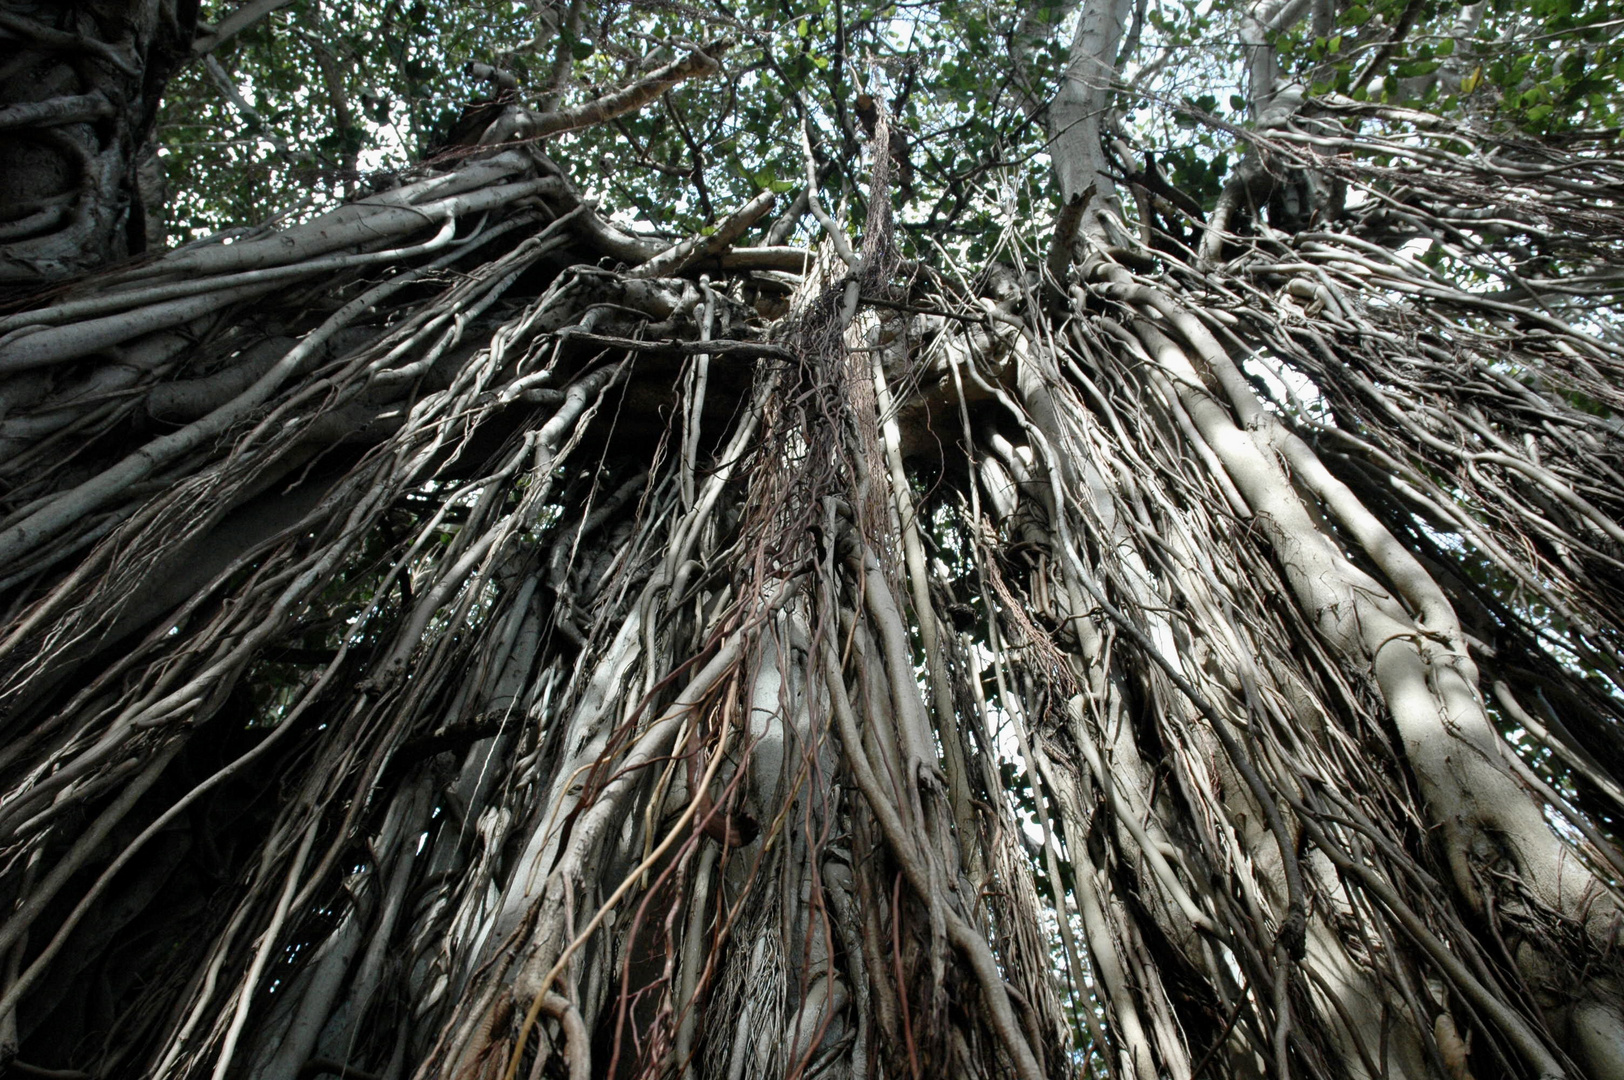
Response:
[[1049, 0, 1133, 236]]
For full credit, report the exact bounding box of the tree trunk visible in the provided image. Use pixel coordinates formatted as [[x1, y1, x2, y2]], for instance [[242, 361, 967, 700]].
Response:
[[0, 0, 198, 288]]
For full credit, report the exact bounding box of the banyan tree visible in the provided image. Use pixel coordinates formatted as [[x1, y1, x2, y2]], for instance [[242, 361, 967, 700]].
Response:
[[0, 0, 1621, 1078]]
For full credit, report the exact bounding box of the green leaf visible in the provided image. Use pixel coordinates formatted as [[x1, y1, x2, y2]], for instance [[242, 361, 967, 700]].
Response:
[[1397, 59, 1441, 77]]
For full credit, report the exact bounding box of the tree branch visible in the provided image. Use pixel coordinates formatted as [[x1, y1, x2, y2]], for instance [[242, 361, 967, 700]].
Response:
[[481, 40, 732, 145], [193, 0, 299, 56]]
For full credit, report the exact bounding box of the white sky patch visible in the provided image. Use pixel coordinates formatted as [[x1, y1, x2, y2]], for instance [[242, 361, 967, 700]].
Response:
[[1398, 235, 1432, 260], [357, 102, 415, 175], [1242, 350, 1332, 425]]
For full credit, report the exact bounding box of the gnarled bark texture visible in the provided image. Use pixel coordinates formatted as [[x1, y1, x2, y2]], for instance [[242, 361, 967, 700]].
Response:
[[0, 0, 199, 287], [0, 12, 1622, 1080]]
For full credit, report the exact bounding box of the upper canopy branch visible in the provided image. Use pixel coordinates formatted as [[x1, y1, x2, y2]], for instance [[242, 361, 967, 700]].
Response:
[[192, 0, 300, 57], [473, 39, 734, 147]]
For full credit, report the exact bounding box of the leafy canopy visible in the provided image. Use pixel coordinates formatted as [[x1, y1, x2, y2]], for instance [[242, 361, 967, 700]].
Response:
[[167, 0, 1618, 268]]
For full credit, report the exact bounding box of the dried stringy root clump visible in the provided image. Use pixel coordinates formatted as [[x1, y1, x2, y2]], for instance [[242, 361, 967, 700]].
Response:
[[0, 50, 1621, 1080]]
